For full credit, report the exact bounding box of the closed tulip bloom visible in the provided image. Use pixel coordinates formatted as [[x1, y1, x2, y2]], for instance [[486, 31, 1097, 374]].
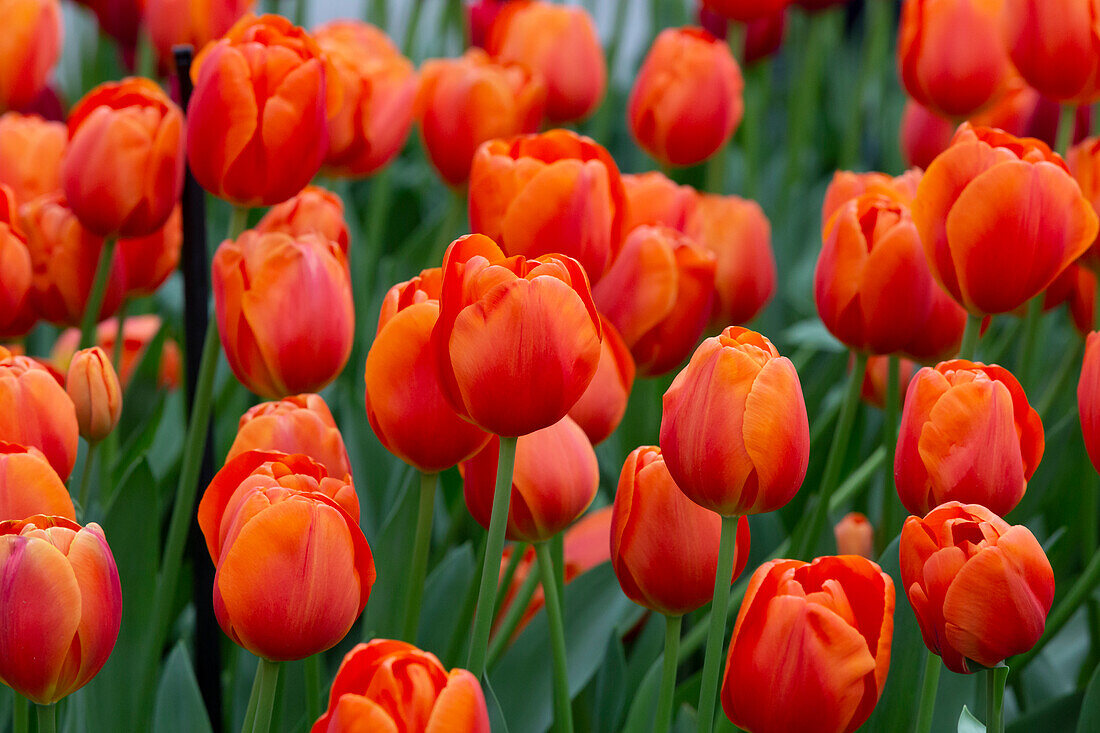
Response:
[[212, 230, 353, 398], [701, 0, 790, 22], [486, 0, 605, 123], [622, 172, 698, 234], [0, 442, 75, 521], [593, 225, 716, 376], [65, 347, 122, 443], [628, 27, 744, 168], [118, 206, 182, 297], [567, 317, 634, 445], [686, 194, 776, 327], [311, 640, 490, 733], [821, 168, 922, 229], [834, 512, 873, 558], [433, 234, 602, 437], [898, 0, 1011, 118], [255, 185, 350, 255], [19, 193, 127, 327], [0, 185, 35, 339], [1003, 0, 1100, 104], [1080, 332, 1100, 473], [188, 14, 336, 206], [52, 315, 181, 390], [900, 501, 1054, 672], [742, 11, 787, 67], [895, 360, 1043, 516], [468, 130, 627, 282], [197, 450, 372, 660], [0, 515, 121, 704], [314, 20, 416, 179], [462, 416, 599, 543], [660, 327, 810, 516], [721, 556, 894, 733], [416, 49, 546, 187], [145, 0, 255, 69], [228, 394, 351, 480], [365, 268, 490, 472], [0, 112, 65, 205], [0, 351, 78, 480], [900, 286, 968, 363], [0, 0, 61, 112], [912, 124, 1098, 314], [1039, 263, 1095, 336], [861, 355, 918, 410], [612, 446, 750, 616], [797, 0, 852, 10], [1068, 136, 1100, 273]]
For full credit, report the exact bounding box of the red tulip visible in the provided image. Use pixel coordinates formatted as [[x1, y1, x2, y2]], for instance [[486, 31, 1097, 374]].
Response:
[[701, 0, 791, 22], [821, 168, 921, 229], [117, 206, 182, 298], [1080, 331, 1100, 474], [567, 316, 635, 445], [1003, 0, 1100, 104]]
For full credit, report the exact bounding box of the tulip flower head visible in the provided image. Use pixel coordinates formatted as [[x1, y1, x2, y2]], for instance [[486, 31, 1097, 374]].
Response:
[[117, 206, 182, 298], [567, 316, 635, 445], [0, 0, 62, 112], [51, 315, 182, 390], [621, 171, 698, 234], [145, 0, 255, 68], [1068, 136, 1100, 274], [834, 512, 874, 558], [1079, 331, 1100, 473], [0, 351, 78, 480], [0, 442, 75, 521], [65, 347, 122, 443], [821, 168, 922, 228], [228, 393, 352, 480], [0, 184, 35, 339], [255, 185, 350, 255], [700, 0, 790, 22], [0, 112, 66, 205], [1003, 0, 1100, 105]]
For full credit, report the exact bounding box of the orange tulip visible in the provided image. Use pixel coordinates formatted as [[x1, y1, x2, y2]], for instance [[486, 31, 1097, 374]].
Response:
[[685, 193, 776, 327], [897, 0, 1011, 118], [188, 14, 337, 206], [0, 112, 65, 205], [721, 555, 894, 733], [1040, 263, 1095, 337], [834, 512, 874, 558], [212, 230, 353, 398], [52, 315, 182, 390], [197, 450, 372, 660], [255, 185, 350, 255], [1080, 331, 1100, 473], [19, 193, 127, 327], [821, 168, 922, 229], [567, 316, 634, 445], [621, 171, 698, 234], [433, 234, 602, 437], [611, 446, 750, 616], [462, 416, 598, 543], [912, 124, 1098, 314], [314, 20, 417, 179], [65, 347, 122, 443], [365, 268, 490, 473], [0, 515, 121, 704], [61, 78, 184, 238], [145, 0, 255, 69], [416, 48, 545, 187], [900, 501, 1054, 673], [0, 442, 74, 520], [860, 355, 918, 410], [468, 129, 627, 282], [701, 0, 790, 22], [1068, 136, 1100, 274], [0, 0, 61, 112], [660, 327, 809, 516], [228, 394, 351, 481], [118, 205, 182, 297], [593, 225, 716, 376], [1003, 0, 1100, 104], [486, 0, 605, 123], [628, 27, 744, 168], [0, 351, 78, 480], [900, 285, 968, 363], [0, 185, 35, 339], [895, 360, 1043, 516], [311, 640, 489, 733]]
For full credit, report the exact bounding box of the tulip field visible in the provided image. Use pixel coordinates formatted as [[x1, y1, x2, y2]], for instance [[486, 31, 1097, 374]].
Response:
[[6, 0, 1100, 732]]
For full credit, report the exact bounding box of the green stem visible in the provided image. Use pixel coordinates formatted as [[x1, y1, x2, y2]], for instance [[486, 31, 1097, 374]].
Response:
[[111, 300, 128, 369], [402, 471, 438, 642], [12, 694, 27, 733], [833, 446, 886, 509], [535, 542, 574, 733], [985, 666, 1007, 733], [705, 143, 727, 194], [466, 435, 519, 678], [655, 614, 683, 733], [444, 535, 487, 667], [1036, 337, 1084, 416], [304, 654, 322, 725], [958, 313, 982, 361], [741, 61, 771, 200], [77, 442, 97, 517], [249, 659, 281, 733], [79, 237, 117, 349], [914, 651, 941, 733], [697, 514, 740, 733], [486, 559, 541, 668], [494, 542, 527, 618], [1015, 549, 1100, 670], [1057, 105, 1078, 156], [551, 532, 565, 611], [241, 657, 263, 733], [1017, 297, 1043, 388], [227, 205, 250, 241], [879, 354, 903, 551], [35, 705, 55, 733], [401, 0, 423, 57]]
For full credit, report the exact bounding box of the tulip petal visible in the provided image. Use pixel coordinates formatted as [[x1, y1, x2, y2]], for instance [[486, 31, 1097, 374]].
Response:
[[741, 357, 809, 513], [426, 670, 491, 733]]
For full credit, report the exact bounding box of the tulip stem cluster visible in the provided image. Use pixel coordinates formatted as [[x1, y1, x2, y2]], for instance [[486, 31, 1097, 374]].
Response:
[[35, 705, 55, 733], [402, 471, 439, 642], [535, 541, 574, 733], [655, 614, 683, 733], [696, 513, 741, 733], [487, 561, 540, 668], [78, 237, 118, 350], [915, 651, 941, 733]]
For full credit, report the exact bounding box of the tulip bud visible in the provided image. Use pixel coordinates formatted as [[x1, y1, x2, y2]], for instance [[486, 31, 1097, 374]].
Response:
[[628, 27, 744, 168], [834, 512, 873, 558], [896, 360, 1044, 517], [1003, 0, 1100, 104], [621, 172, 698, 234], [0, 112, 66, 205], [0, 515, 121, 704], [144, 0, 254, 70], [315, 20, 417, 179], [61, 78, 184, 238], [416, 49, 546, 186], [1080, 332, 1100, 474], [860, 355, 918, 410], [433, 234, 602, 437], [311, 640, 490, 733], [0, 351, 78, 480], [567, 317, 634, 445], [227, 394, 351, 481], [65, 347, 122, 443], [0, 442, 75, 520], [468, 130, 627, 283], [117, 206, 182, 298], [0, 185, 35, 340], [212, 230, 354, 399], [721, 556, 894, 733], [0, 0, 61, 112], [612, 446, 750, 616], [742, 11, 787, 67], [255, 185, 350, 255], [900, 502, 1054, 673], [461, 416, 599, 543], [660, 327, 810, 516], [197, 450, 372, 661]]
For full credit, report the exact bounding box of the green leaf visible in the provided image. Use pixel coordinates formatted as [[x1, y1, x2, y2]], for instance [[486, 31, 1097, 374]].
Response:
[[153, 642, 213, 733], [1077, 662, 1100, 733], [417, 542, 475, 652], [959, 705, 986, 733], [1006, 690, 1081, 732], [359, 470, 417, 641], [483, 676, 511, 733], [587, 636, 627, 732]]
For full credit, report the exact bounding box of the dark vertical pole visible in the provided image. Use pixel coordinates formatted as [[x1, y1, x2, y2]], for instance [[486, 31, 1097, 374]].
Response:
[[172, 44, 223, 729]]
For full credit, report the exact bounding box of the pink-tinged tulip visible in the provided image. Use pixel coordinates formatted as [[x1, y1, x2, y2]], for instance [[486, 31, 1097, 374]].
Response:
[[0, 515, 121, 704], [227, 394, 351, 481], [1080, 331, 1100, 473], [621, 172, 698, 234], [65, 347, 122, 443], [255, 185, 350, 255], [834, 512, 873, 558], [896, 360, 1044, 516], [0, 185, 35, 339], [0, 442, 74, 521], [900, 502, 1054, 672], [567, 317, 634, 445], [0, 351, 78, 480], [0, 0, 61, 112], [660, 327, 810, 516], [0, 112, 65, 205]]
